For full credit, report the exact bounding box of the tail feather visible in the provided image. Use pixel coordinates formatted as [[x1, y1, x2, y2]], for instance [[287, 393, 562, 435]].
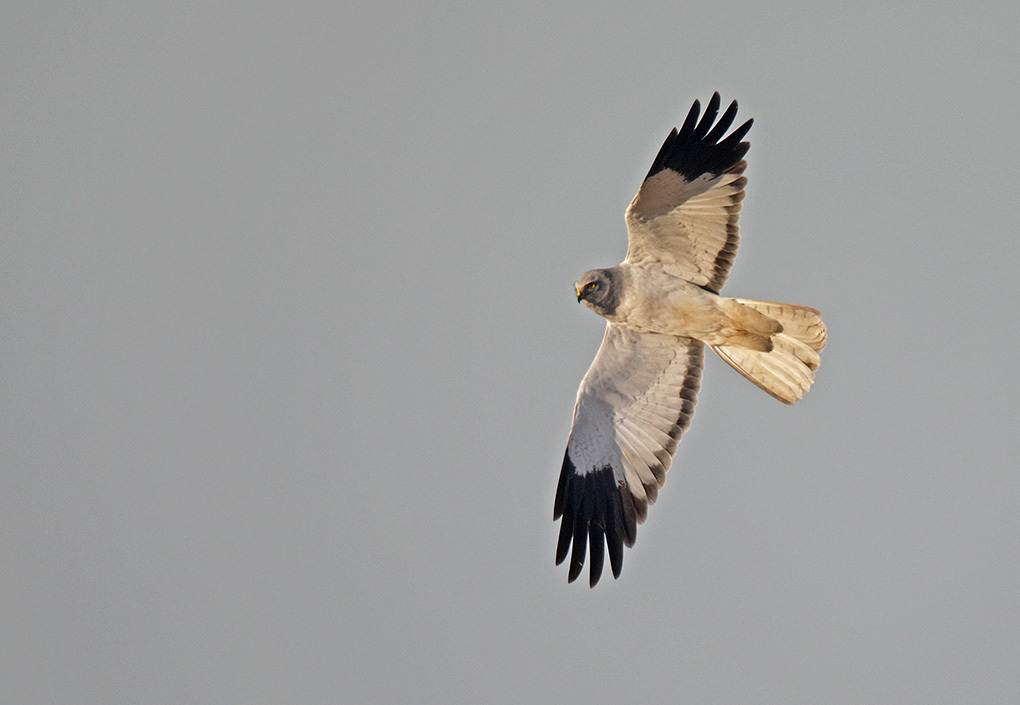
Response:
[[713, 300, 826, 404], [734, 299, 827, 353]]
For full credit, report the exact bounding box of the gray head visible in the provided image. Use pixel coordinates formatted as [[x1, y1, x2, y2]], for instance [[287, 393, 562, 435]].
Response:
[[574, 268, 620, 316]]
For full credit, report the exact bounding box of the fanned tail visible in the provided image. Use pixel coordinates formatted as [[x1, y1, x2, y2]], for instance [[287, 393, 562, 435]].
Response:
[[712, 299, 826, 404]]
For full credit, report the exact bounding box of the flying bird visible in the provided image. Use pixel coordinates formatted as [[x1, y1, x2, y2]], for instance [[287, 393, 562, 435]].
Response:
[[554, 93, 826, 587]]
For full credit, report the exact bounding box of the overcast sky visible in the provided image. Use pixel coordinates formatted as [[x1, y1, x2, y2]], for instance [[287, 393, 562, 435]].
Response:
[[4, 2, 1020, 704]]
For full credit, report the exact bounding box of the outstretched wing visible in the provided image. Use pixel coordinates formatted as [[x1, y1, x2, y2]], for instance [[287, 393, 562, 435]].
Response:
[[625, 92, 752, 293], [554, 324, 704, 587]]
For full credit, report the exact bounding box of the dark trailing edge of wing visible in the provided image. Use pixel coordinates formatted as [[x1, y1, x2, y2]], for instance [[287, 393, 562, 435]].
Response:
[[644, 92, 752, 182], [553, 453, 638, 587]]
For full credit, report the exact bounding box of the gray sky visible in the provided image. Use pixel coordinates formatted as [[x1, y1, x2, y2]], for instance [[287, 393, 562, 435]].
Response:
[[4, 2, 1020, 703]]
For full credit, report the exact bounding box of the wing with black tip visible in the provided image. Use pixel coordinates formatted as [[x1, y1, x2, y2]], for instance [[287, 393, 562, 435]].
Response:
[[625, 93, 752, 293], [554, 325, 704, 586]]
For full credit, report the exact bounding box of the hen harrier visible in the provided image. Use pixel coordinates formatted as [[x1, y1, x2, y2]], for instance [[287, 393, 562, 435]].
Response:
[[554, 93, 826, 587]]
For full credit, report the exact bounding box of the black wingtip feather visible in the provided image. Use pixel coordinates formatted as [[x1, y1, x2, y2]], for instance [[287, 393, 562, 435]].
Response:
[[644, 94, 752, 182], [703, 100, 738, 144], [554, 460, 632, 586], [605, 474, 625, 578], [553, 450, 573, 520], [722, 117, 753, 146], [689, 92, 720, 141], [555, 510, 573, 565], [679, 101, 700, 136], [588, 524, 605, 588], [568, 521, 587, 582]]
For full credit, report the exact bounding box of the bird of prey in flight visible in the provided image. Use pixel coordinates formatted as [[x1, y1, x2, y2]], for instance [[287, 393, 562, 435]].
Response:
[[554, 93, 826, 587]]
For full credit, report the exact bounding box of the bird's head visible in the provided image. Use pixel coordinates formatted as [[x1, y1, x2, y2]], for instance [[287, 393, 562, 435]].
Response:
[[574, 268, 619, 316]]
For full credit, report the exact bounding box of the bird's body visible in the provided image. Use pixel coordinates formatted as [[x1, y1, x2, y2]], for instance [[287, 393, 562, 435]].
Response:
[[555, 94, 826, 587], [579, 265, 762, 345]]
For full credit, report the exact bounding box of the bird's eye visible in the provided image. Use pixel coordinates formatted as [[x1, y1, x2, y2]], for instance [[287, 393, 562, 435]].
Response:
[[586, 281, 597, 290]]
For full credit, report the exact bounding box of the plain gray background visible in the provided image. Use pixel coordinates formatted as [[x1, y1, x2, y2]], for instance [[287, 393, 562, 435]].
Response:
[[4, 2, 1019, 703]]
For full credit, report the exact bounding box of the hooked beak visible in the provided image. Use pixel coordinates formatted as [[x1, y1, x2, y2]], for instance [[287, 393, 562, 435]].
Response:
[[575, 287, 583, 302]]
